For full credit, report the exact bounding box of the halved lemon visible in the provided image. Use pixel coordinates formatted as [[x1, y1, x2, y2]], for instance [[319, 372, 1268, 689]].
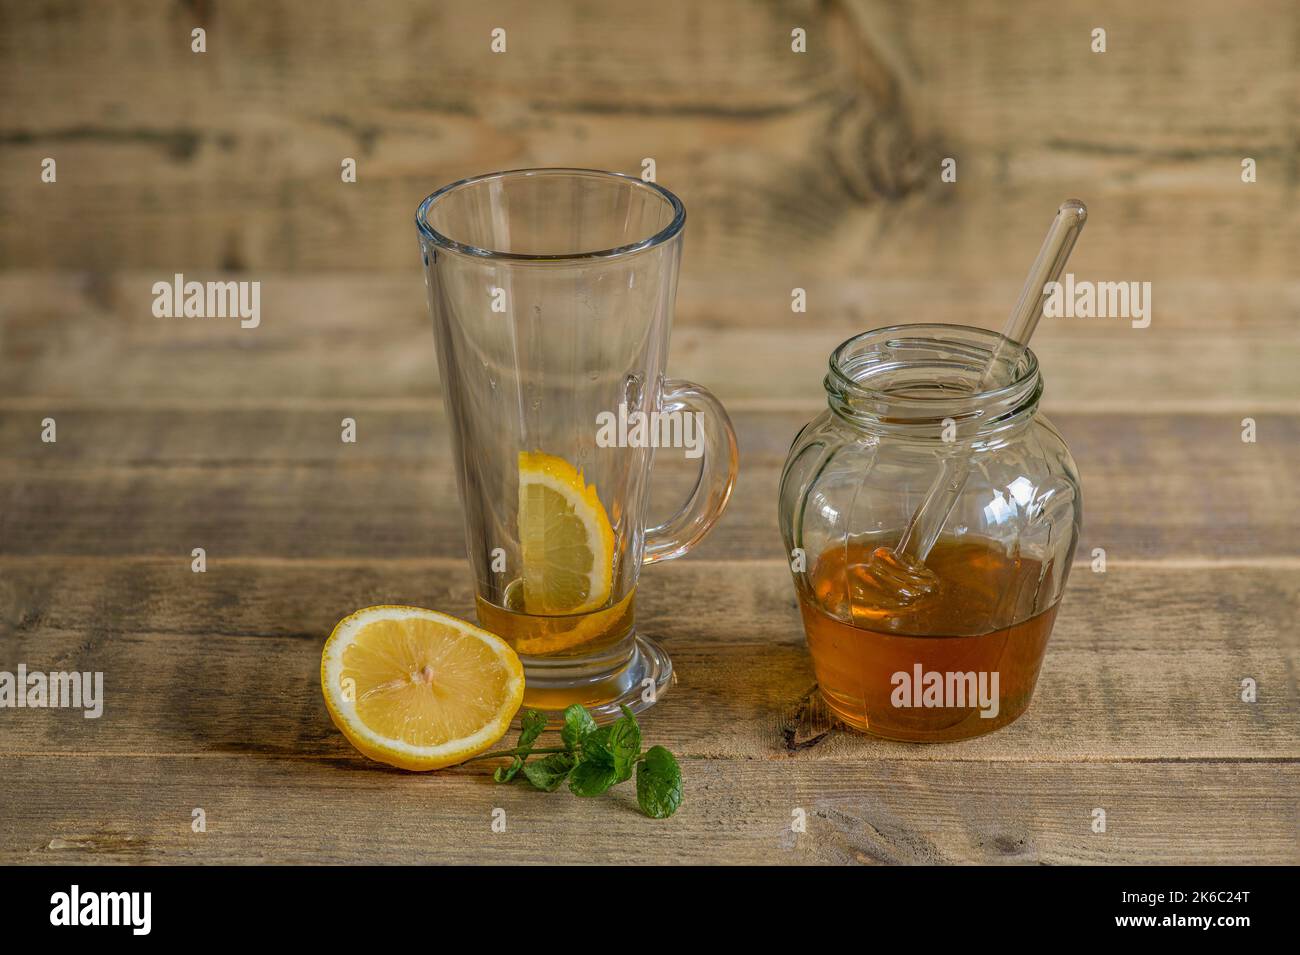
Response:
[[518, 451, 616, 614], [321, 605, 524, 771]]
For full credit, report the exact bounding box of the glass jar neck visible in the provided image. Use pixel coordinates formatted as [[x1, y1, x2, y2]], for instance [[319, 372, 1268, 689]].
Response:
[[824, 324, 1043, 441]]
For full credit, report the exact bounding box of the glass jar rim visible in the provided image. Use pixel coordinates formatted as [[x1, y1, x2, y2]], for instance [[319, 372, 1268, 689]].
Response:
[[825, 323, 1042, 434], [415, 167, 686, 262]]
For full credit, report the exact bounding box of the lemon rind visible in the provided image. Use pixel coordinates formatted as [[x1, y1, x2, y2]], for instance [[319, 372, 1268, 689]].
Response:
[[321, 605, 524, 769]]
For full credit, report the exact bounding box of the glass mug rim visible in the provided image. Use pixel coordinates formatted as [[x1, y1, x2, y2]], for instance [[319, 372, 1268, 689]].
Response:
[[415, 167, 686, 263]]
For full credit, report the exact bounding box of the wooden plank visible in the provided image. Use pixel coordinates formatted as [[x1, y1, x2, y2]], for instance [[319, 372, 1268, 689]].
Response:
[[1, 409, 1296, 560], [1, 754, 1293, 864], [1, 3, 1297, 281], [0, 559, 1295, 761], [1, 274, 1295, 411]]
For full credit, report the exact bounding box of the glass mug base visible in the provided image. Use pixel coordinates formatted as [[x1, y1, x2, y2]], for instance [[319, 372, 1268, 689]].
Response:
[[512, 631, 672, 725]]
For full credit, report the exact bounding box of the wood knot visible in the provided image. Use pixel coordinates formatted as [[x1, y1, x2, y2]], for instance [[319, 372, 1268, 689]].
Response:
[[782, 684, 836, 752], [827, 97, 934, 203]]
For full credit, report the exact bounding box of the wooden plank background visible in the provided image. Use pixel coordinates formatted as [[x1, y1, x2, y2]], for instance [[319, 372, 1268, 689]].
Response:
[[0, 0, 1296, 864]]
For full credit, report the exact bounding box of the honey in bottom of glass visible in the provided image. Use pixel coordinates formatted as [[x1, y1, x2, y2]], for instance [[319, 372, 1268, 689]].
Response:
[[475, 583, 636, 711], [798, 533, 1059, 742]]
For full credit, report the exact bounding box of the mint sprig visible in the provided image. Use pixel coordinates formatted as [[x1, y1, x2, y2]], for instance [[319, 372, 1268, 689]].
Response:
[[467, 704, 683, 818], [493, 708, 548, 783]]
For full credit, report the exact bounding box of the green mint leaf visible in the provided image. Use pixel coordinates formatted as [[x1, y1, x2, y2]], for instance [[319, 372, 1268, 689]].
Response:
[[561, 704, 598, 751], [519, 708, 550, 745], [609, 706, 642, 782], [579, 725, 615, 767], [635, 746, 683, 818], [522, 752, 577, 792], [493, 709, 549, 783], [569, 758, 619, 797]]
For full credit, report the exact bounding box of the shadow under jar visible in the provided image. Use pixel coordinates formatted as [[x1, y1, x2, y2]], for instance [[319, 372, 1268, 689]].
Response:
[[778, 325, 1083, 742]]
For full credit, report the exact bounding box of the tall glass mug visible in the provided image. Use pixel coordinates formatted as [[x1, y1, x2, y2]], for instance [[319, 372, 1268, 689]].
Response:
[[416, 169, 738, 722]]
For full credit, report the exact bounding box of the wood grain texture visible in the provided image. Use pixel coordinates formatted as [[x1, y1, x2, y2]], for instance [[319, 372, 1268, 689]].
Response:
[[1, 274, 1296, 412], [3, 755, 1293, 865], [1, 409, 1295, 561], [2, 1, 1298, 284], [0, 558, 1295, 763], [2, 392, 1293, 862]]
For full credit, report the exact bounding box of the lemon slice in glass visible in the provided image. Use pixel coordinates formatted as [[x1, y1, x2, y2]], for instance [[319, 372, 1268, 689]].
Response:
[[517, 451, 616, 615]]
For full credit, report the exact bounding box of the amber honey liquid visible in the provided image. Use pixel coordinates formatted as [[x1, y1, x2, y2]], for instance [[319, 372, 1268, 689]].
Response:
[[476, 584, 636, 711], [798, 534, 1058, 741]]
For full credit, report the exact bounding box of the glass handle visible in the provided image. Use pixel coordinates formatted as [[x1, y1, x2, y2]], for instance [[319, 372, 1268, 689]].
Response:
[[642, 379, 739, 565]]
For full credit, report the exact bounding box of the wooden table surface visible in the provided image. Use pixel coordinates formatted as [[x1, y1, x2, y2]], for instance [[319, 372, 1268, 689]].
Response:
[[1, 0, 1297, 864]]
